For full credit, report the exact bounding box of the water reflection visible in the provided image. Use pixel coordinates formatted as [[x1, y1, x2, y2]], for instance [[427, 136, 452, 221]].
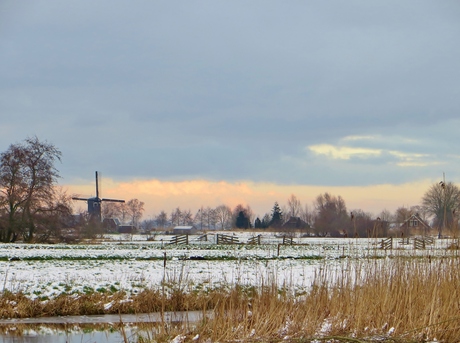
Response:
[[1, 329, 134, 343], [0, 311, 210, 343]]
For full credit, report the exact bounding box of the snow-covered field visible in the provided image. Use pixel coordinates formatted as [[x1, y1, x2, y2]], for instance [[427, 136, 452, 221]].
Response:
[[0, 233, 455, 300]]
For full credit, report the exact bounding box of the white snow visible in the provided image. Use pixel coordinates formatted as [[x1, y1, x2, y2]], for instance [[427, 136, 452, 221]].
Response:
[[170, 334, 186, 343], [0, 235, 450, 300]]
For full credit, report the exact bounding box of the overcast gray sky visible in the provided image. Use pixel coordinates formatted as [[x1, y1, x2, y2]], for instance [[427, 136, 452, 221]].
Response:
[[1, 1, 460, 215]]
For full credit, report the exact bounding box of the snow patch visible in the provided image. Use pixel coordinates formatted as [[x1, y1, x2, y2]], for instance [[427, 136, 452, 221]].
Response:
[[319, 318, 332, 334], [170, 334, 186, 343], [104, 301, 114, 310]]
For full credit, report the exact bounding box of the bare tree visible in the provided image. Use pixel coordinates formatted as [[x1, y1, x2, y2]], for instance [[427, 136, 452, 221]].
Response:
[[101, 202, 123, 220], [300, 203, 315, 227], [33, 187, 73, 243], [182, 209, 193, 225], [350, 209, 373, 237], [201, 207, 212, 229], [195, 207, 217, 230], [140, 218, 155, 233], [378, 209, 393, 223], [410, 205, 429, 222], [287, 194, 302, 218], [394, 206, 413, 224], [195, 207, 205, 230], [422, 181, 460, 235], [314, 193, 349, 237], [155, 210, 168, 229], [0, 136, 62, 242], [215, 204, 232, 230], [126, 198, 144, 228], [171, 207, 182, 226], [118, 202, 129, 224]]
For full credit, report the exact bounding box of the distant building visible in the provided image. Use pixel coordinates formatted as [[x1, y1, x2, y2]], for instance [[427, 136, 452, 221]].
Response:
[[282, 217, 310, 230], [118, 225, 137, 234], [102, 218, 121, 232], [173, 226, 198, 235], [399, 213, 432, 236]]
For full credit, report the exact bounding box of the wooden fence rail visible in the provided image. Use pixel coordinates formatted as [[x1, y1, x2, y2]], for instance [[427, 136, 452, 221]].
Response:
[[282, 236, 295, 245], [414, 237, 426, 249], [399, 237, 410, 245], [380, 237, 393, 250], [195, 234, 208, 242], [247, 235, 261, 245], [424, 236, 434, 245], [216, 234, 239, 245], [168, 235, 189, 245]]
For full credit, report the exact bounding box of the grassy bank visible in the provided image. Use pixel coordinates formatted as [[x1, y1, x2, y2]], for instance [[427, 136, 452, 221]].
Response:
[[138, 256, 460, 342], [2, 255, 460, 342]]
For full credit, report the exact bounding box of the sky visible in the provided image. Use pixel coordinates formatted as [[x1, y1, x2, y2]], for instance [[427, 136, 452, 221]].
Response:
[[1, 1, 460, 219]]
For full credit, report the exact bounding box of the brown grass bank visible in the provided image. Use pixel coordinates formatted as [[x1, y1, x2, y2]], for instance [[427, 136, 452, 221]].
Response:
[[2, 256, 460, 342], [140, 257, 460, 342]]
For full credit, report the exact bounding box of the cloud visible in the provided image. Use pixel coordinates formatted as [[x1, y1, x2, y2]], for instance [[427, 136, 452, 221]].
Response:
[[341, 135, 420, 146], [308, 144, 382, 160], [308, 135, 441, 169], [388, 151, 438, 167], [341, 135, 377, 142]]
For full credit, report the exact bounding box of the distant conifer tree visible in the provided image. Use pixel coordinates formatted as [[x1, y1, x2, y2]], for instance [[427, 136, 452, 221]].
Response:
[[236, 211, 250, 229], [269, 202, 283, 228]]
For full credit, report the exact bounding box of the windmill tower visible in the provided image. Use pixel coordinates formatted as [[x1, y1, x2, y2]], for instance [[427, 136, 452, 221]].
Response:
[[72, 171, 125, 222]]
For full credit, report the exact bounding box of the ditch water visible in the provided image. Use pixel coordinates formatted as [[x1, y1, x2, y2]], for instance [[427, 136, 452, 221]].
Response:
[[0, 311, 208, 343], [0, 330, 132, 343]]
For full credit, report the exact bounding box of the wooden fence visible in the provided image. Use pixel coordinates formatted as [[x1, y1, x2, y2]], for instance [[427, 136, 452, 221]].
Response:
[[282, 236, 295, 245], [380, 237, 393, 250], [216, 234, 240, 245], [195, 234, 208, 242], [414, 237, 426, 249], [399, 237, 410, 245], [168, 235, 189, 245], [247, 235, 261, 245], [424, 236, 434, 245]]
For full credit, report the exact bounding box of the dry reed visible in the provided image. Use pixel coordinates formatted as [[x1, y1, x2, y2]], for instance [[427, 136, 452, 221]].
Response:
[[3, 256, 460, 342], [139, 256, 460, 342]]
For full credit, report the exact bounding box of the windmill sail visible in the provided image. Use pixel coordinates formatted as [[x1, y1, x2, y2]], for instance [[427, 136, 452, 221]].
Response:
[[72, 171, 125, 222]]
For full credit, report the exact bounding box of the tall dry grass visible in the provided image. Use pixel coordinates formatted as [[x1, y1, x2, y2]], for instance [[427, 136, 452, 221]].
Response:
[[138, 256, 460, 342], [3, 256, 460, 342]]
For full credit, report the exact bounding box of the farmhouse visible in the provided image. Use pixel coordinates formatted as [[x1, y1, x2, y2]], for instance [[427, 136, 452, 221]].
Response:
[[173, 225, 198, 235], [399, 213, 432, 236], [282, 216, 310, 230]]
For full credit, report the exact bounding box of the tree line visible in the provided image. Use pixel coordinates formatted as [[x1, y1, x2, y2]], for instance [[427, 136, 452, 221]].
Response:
[[1, 137, 459, 242], [142, 185, 460, 238]]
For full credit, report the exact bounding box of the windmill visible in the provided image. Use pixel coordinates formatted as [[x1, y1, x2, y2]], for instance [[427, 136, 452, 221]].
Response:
[[72, 171, 125, 222]]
